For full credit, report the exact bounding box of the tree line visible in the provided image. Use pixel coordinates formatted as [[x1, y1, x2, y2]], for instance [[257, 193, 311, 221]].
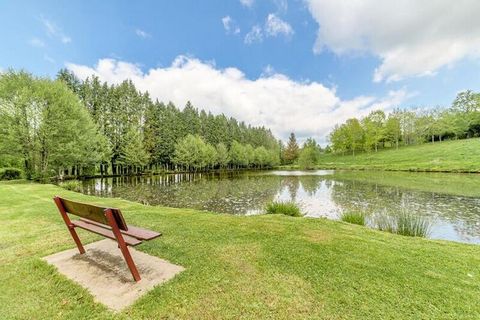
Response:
[[328, 90, 480, 155], [0, 69, 280, 179]]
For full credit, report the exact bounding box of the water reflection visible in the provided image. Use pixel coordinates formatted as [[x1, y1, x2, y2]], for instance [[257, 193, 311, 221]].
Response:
[[80, 170, 480, 244]]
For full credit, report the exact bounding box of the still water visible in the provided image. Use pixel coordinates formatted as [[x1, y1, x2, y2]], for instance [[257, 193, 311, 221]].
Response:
[[80, 170, 480, 244]]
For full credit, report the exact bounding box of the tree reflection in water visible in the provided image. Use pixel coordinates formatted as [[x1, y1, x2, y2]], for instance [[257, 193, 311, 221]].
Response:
[[80, 170, 480, 243]]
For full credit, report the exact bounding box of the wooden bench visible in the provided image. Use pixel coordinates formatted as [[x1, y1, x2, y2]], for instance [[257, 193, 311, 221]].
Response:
[[53, 196, 161, 282]]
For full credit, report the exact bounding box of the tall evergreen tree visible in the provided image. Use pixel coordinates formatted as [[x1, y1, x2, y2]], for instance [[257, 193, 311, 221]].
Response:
[[284, 132, 299, 164]]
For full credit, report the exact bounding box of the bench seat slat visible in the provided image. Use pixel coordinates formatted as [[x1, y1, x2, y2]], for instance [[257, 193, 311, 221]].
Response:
[[79, 218, 162, 240], [71, 220, 143, 246]]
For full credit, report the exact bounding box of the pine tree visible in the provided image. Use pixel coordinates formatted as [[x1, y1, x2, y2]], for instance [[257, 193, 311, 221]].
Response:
[[283, 132, 299, 164]]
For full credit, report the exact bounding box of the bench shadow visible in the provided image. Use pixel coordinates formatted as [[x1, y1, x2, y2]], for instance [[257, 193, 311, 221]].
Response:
[[72, 248, 133, 283]]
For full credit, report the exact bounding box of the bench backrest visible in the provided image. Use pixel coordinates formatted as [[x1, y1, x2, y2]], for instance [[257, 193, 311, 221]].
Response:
[[56, 197, 128, 230]]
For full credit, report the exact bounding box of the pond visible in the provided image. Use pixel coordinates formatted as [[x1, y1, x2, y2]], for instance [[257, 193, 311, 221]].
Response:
[[79, 170, 480, 244]]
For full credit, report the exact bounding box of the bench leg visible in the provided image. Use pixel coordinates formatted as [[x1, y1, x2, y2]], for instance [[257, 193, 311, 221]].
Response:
[[105, 209, 141, 282], [68, 226, 86, 254], [54, 196, 85, 254], [118, 242, 141, 282]]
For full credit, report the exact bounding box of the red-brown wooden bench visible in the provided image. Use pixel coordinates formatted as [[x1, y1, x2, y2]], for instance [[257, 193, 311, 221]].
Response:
[[53, 196, 161, 282]]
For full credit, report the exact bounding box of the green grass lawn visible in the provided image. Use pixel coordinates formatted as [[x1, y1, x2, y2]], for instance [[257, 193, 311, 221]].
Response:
[[314, 138, 480, 172], [2, 182, 480, 319]]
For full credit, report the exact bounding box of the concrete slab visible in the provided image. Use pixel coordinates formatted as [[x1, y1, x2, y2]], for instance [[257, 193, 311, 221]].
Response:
[[43, 239, 184, 311]]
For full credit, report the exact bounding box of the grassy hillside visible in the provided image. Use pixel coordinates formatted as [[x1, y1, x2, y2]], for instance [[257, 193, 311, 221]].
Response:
[[316, 138, 480, 172], [1, 182, 480, 319]]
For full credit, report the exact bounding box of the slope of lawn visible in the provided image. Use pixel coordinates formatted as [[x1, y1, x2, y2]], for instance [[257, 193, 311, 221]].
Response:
[[1, 181, 480, 319], [316, 138, 480, 172]]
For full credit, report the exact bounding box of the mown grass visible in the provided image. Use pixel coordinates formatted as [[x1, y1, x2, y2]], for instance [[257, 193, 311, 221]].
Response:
[[340, 211, 366, 225], [1, 182, 480, 319], [315, 138, 480, 172], [265, 201, 303, 217]]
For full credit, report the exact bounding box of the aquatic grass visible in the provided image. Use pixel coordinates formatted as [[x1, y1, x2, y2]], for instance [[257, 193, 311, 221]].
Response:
[[340, 211, 366, 225], [59, 180, 82, 192], [373, 211, 431, 238], [265, 201, 303, 217], [396, 212, 431, 237], [373, 213, 396, 233]]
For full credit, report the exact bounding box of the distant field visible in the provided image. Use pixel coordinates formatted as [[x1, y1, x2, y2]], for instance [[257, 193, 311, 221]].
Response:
[[315, 138, 480, 172]]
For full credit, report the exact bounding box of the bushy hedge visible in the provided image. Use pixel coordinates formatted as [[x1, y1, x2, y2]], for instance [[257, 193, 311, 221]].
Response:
[[0, 167, 23, 180]]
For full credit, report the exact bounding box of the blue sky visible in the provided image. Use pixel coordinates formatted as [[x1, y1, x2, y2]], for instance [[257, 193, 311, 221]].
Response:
[[1, 0, 479, 143]]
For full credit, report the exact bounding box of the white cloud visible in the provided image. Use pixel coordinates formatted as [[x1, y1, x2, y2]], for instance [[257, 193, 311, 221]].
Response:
[[240, 0, 254, 8], [135, 28, 151, 39], [244, 25, 263, 44], [29, 38, 45, 48], [261, 64, 275, 77], [245, 14, 294, 44], [265, 13, 293, 37], [41, 17, 71, 44], [306, 0, 480, 82], [222, 16, 240, 35], [66, 56, 410, 144]]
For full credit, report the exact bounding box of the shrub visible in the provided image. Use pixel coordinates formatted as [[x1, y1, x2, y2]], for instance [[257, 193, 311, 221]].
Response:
[[59, 180, 82, 192], [265, 201, 303, 217], [341, 211, 366, 225], [0, 167, 23, 180]]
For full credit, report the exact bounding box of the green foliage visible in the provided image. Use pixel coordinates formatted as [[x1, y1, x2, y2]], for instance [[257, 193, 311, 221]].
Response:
[[215, 143, 230, 168], [283, 132, 299, 164], [56, 72, 280, 174], [174, 134, 217, 170], [59, 180, 82, 192], [298, 138, 321, 169], [265, 201, 303, 217], [2, 68, 281, 178], [0, 71, 105, 179], [229, 140, 248, 167], [341, 211, 366, 225], [119, 128, 149, 170], [328, 90, 480, 155], [0, 167, 22, 180], [362, 110, 385, 152]]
